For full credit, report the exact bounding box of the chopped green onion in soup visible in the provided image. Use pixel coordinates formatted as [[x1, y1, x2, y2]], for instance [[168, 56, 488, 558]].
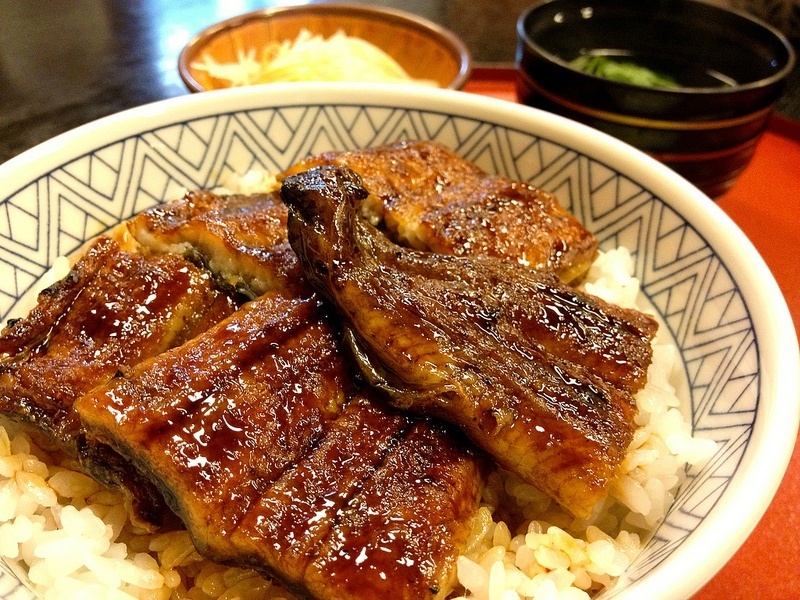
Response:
[[570, 55, 678, 88]]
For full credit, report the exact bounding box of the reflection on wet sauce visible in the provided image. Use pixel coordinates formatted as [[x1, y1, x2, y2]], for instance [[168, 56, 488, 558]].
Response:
[[0, 236, 236, 422], [305, 420, 484, 599], [76, 289, 485, 598], [77, 293, 353, 546]]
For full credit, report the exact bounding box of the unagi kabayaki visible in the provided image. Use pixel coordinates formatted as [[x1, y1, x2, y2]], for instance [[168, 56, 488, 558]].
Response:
[[281, 165, 658, 519], [1, 138, 646, 594], [127, 189, 309, 298], [0, 236, 238, 527], [75, 291, 485, 600], [282, 139, 598, 284]]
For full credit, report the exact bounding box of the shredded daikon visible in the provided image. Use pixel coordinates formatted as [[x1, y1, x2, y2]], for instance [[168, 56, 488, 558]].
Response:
[[192, 29, 438, 87]]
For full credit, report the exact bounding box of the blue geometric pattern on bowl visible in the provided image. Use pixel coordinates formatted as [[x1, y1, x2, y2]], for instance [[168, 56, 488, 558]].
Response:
[[0, 101, 756, 598]]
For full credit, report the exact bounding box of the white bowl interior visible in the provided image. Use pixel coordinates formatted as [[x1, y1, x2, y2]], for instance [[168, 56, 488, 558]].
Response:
[[0, 84, 796, 600]]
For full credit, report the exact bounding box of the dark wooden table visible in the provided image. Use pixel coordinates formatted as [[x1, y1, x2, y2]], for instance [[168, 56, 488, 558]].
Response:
[[1, 2, 798, 599], [1, 0, 798, 165]]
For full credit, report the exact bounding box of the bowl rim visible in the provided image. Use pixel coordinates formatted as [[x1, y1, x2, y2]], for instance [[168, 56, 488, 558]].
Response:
[[0, 83, 797, 600], [516, 0, 797, 96], [177, 3, 473, 92]]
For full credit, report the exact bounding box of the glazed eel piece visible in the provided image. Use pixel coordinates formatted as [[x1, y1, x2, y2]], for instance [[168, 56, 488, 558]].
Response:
[[75, 291, 485, 600], [0, 236, 238, 528], [282, 139, 598, 284], [281, 165, 658, 519], [127, 190, 309, 298]]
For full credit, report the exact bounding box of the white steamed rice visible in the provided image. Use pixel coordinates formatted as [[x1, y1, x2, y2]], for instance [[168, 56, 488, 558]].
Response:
[[0, 181, 716, 600], [0, 426, 290, 600]]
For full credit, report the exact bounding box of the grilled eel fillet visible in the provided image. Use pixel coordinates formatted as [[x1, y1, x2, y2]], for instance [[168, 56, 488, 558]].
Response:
[[282, 139, 598, 284], [127, 190, 309, 298], [0, 236, 237, 528], [282, 165, 659, 519], [75, 291, 485, 600]]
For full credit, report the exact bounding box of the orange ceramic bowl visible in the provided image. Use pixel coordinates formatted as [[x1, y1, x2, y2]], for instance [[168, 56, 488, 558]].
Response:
[[179, 3, 472, 92]]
